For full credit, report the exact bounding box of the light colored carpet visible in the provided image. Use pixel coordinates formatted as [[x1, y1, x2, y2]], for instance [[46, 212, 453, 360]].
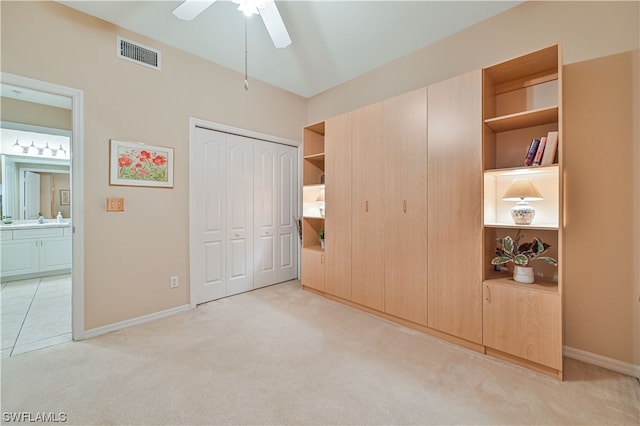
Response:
[[1, 280, 638, 425]]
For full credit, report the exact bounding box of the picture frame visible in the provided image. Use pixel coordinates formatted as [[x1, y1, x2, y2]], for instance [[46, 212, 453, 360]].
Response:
[[109, 140, 174, 188], [60, 189, 70, 205]]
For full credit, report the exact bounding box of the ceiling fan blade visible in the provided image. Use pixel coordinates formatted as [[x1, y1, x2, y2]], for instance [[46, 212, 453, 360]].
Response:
[[172, 0, 217, 21], [258, 1, 291, 48]]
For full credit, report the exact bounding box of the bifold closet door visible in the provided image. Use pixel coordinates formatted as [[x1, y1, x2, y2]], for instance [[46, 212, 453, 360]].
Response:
[[254, 141, 278, 288], [276, 144, 298, 282], [192, 127, 227, 304], [225, 134, 254, 297], [253, 141, 298, 288]]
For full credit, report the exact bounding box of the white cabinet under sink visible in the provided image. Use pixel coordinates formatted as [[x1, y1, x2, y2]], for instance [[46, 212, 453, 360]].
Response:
[[0, 225, 71, 280]]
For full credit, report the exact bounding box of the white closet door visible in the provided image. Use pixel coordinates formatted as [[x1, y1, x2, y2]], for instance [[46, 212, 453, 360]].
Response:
[[192, 128, 226, 304], [277, 144, 298, 282], [226, 134, 254, 296], [253, 140, 278, 288]]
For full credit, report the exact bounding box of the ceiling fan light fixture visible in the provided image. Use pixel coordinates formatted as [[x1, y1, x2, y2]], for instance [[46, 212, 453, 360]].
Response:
[[232, 0, 268, 17]]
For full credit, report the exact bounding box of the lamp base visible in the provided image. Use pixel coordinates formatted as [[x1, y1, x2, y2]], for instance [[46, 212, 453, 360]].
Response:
[[510, 201, 535, 225]]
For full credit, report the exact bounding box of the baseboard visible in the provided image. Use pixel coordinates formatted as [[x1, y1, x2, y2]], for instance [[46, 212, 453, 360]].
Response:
[[82, 304, 192, 340], [564, 346, 640, 379]]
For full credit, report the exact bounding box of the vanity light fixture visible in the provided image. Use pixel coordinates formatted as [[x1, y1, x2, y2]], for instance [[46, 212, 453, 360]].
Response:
[[8, 139, 67, 158]]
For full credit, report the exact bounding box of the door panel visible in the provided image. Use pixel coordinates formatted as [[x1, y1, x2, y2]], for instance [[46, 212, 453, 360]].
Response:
[[193, 128, 226, 303], [254, 141, 278, 288], [384, 88, 428, 325], [351, 102, 385, 311], [324, 113, 352, 300], [24, 171, 41, 220], [226, 135, 253, 296], [427, 70, 483, 343], [277, 144, 298, 281]]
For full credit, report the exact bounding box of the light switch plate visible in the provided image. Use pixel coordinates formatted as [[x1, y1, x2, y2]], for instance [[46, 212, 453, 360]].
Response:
[[106, 197, 124, 212]]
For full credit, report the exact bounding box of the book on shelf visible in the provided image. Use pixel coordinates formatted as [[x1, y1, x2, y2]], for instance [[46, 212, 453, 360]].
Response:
[[540, 131, 559, 166], [523, 138, 540, 166], [532, 136, 547, 166]]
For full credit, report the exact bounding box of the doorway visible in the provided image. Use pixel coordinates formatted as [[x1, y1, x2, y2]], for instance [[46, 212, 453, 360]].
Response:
[[0, 72, 85, 353]]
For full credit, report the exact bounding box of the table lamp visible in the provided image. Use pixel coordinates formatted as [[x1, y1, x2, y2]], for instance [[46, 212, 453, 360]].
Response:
[[502, 178, 543, 225]]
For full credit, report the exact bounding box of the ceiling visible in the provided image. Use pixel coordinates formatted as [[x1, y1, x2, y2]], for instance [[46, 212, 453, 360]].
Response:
[[57, 1, 524, 98]]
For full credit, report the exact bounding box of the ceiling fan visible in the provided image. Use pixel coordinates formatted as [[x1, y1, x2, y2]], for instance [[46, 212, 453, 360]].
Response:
[[172, 0, 291, 48]]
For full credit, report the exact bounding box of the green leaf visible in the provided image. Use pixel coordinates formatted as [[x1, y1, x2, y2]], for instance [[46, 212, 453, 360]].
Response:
[[502, 236, 514, 255], [537, 256, 558, 266], [491, 257, 512, 265], [513, 254, 529, 265], [534, 237, 546, 254]]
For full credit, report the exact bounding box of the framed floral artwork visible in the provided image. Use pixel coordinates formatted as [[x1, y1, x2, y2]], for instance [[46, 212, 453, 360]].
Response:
[[109, 140, 174, 188]]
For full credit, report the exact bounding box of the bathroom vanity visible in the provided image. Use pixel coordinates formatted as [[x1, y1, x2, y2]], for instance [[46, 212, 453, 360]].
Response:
[[0, 222, 71, 281]]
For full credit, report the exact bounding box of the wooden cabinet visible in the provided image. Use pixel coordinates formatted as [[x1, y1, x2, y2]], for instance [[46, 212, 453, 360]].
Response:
[[383, 88, 428, 326], [351, 102, 386, 311], [299, 45, 564, 379], [324, 113, 352, 300], [301, 122, 326, 292], [301, 247, 324, 292], [483, 281, 562, 371], [481, 44, 563, 378], [427, 69, 483, 344]]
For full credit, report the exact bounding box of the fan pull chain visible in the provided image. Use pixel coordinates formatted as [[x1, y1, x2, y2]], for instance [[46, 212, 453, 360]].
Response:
[[244, 17, 249, 91]]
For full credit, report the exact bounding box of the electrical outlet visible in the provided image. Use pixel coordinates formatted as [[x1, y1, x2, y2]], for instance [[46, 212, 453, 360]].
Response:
[[170, 276, 179, 288]]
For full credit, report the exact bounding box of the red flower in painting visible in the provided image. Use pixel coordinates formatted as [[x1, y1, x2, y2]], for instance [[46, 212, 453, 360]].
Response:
[[135, 163, 143, 168], [139, 150, 152, 161], [118, 155, 132, 167], [152, 155, 167, 166]]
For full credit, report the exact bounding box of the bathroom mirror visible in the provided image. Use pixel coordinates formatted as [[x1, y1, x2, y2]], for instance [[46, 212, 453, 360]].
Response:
[[1, 83, 72, 220]]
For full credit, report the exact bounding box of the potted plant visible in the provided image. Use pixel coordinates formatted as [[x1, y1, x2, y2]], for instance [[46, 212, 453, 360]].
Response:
[[491, 235, 557, 283], [318, 229, 325, 250]]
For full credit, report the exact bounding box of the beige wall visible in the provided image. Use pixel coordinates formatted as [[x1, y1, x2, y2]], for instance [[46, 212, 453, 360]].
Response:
[[1, 98, 72, 130], [306, 1, 639, 366], [1, 1, 307, 329]]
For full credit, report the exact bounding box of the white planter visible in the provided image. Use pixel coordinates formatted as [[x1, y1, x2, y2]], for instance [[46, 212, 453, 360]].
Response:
[[513, 265, 534, 284]]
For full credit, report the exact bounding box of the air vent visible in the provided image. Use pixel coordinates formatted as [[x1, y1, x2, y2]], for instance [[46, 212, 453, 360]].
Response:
[[116, 36, 161, 70]]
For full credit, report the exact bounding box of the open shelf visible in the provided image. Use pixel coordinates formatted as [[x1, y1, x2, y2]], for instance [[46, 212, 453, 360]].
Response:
[[485, 164, 558, 176], [484, 272, 559, 294], [484, 106, 558, 132]]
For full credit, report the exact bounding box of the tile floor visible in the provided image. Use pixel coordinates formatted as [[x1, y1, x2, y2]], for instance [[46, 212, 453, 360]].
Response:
[[1, 274, 71, 358]]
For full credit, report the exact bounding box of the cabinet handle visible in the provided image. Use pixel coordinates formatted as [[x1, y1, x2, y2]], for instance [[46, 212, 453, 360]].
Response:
[[403, 200, 407, 213], [365, 200, 369, 212], [321, 254, 324, 264], [485, 285, 491, 303]]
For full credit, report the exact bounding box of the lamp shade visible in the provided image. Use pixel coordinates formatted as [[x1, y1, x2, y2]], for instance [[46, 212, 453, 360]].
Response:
[[502, 178, 543, 201], [316, 189, 325, 202]]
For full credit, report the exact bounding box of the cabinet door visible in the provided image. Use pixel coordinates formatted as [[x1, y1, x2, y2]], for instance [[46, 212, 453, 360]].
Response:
[[301, 248, 324, 292], [324, 113, 352, 300], [351, 102, 385, 311], [483, 283, 562, 370], [427, 70, 483, 343], [384, 88, 428, 325], [40, 237, 72, 272], [1, 239, 39, 277]]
